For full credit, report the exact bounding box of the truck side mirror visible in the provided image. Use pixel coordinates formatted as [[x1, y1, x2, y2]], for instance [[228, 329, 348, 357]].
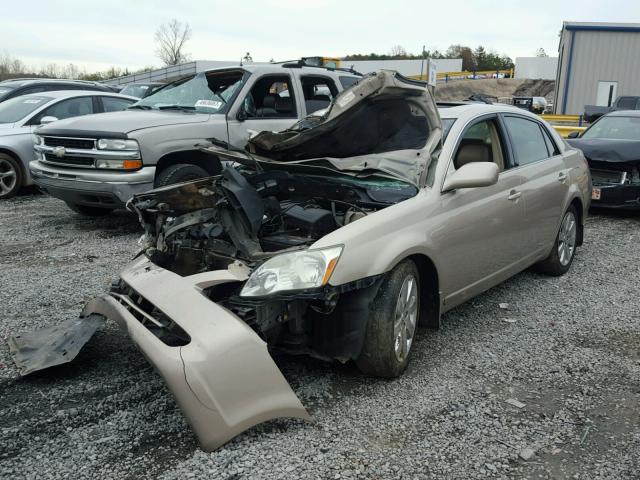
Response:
[[567, 131, 581, 139], [236, 105, 247, 122]]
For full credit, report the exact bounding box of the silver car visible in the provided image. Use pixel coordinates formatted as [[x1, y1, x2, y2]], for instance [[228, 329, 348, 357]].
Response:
[[0, 91, 136, 198], [11, 71, 591, 451]]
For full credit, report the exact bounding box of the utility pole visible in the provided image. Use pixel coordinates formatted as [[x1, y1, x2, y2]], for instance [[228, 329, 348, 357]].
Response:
[[420, 44, 426, 80]]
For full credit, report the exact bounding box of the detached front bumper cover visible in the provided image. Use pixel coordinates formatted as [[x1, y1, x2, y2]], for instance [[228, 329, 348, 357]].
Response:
[[81, 256, 310, 451]]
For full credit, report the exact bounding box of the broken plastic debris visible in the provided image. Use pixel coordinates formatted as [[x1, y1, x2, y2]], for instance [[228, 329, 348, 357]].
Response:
[[499, 303, 510, 310], [502, 318, 517, 323], [505, 398, 526, 409]]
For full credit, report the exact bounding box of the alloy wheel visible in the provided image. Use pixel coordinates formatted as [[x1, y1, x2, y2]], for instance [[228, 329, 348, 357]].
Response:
[[558, 210, 577, 266], [393, 274, 418, 362], [0, 158, 17, 197]]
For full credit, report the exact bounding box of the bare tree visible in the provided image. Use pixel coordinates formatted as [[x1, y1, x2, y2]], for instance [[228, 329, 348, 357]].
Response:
[[388, 45, 407, 57], [154, 19, 192, 66], [535, 48, 548, 57]]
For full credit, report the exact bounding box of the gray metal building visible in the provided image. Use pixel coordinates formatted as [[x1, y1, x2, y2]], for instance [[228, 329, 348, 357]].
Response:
[[555, 21, 640, 115]]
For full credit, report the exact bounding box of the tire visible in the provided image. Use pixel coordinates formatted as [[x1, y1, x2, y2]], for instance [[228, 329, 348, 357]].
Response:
[[356, 259, 420, 378], [0, 153, 23, 199], [65, 202, 114, 216], [535, 206, 578, 276], [154, 163, 209, 188]]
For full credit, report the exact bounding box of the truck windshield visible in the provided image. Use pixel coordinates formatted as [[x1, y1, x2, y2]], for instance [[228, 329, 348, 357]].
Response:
[[581, 116, 640, 141], [0, 95, 52, 123], [133, 70, 245, 113]]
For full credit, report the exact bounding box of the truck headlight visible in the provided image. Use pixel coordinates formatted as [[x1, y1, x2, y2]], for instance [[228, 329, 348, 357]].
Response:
[[97, 138, 139, 150], [33, 134, 43, 146], [95, 159, 143, 170], [240, 246, 343, 297]]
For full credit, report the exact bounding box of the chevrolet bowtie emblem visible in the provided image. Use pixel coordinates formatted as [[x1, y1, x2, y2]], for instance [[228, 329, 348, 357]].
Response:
[[53, 146, 66, 158]]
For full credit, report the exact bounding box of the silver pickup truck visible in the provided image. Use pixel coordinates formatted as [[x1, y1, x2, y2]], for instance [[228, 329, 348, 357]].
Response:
[[30, 63, 360, 215]]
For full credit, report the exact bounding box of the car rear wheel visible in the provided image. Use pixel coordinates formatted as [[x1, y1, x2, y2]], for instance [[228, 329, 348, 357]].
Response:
[[154, 163, 209, 188], [356, 259, 420, 378], [535, 206, 578, 276], [0, 153, 23, 199], [65, 202, 114, 216]]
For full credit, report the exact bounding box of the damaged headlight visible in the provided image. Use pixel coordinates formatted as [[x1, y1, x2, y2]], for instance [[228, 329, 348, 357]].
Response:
[[240, 246, 343, 297]]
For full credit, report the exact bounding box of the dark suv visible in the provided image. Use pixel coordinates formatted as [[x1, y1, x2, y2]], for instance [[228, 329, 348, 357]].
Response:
[[0, 78, 114, 103]]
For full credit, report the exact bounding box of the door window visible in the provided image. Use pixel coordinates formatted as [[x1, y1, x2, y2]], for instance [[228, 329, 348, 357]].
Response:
[[339, 76, 359, 89], [300, 76, 338, 114], [453, 118, 507, 171], [101, 96, 135, 112], [503, 116, 550, 166], [243, 75, 297, 119], [33, 96, 93, 123]]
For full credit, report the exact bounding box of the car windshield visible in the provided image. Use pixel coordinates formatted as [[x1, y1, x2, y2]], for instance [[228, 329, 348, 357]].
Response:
[[581, 116, 640, 140], [441, 118, 456, 139], [0, 95, 52, 123], [133, 71, 245, 113], [120, 84, 155, 98]]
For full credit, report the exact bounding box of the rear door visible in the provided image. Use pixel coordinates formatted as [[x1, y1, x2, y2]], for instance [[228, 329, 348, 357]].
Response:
[[502, 114, 569, 255], [438, 114, 527, 306], [227, 72, 302, 147]]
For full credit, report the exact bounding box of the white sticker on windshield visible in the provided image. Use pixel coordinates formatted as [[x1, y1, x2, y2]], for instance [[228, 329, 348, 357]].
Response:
[[336, 90, 355, 108], [24, 99, 43, 104], [195, 99, 222, 109]]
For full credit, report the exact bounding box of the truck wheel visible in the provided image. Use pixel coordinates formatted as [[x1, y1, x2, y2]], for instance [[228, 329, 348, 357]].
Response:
[[65, 202, 114, 216], [534, 206, 578, 276], [356, 259, 420, 378], [0, 153, 23, 199], [154, 164, 209, 188]]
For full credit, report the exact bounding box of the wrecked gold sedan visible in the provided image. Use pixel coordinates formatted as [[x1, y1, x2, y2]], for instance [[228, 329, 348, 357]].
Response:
[[11, 71, 591, 450]]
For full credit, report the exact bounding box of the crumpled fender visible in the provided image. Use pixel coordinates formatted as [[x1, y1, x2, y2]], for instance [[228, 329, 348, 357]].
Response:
[[82, 256, 310, 451]]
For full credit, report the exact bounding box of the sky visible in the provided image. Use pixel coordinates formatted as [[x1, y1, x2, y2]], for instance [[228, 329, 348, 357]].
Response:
[[3, 0, 640, 73]]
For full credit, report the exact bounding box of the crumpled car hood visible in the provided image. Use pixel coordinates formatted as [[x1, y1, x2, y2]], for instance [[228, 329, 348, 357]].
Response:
[[245, 70, 442, 186], [567, 138, 640, 166]]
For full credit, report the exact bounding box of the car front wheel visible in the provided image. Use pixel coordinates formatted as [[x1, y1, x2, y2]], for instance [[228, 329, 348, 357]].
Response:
[[535, 206, 578, 276], [356, 259, 420, 378], [154, 163, 209, 188], [0, 153, 22, 199]]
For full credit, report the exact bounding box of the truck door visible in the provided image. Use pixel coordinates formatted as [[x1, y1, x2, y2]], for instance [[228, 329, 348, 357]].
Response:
[[227, 72, 302, 148]]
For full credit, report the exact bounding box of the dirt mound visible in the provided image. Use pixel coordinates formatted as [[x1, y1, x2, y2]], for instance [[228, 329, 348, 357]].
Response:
[[435, 78, 555, 103]]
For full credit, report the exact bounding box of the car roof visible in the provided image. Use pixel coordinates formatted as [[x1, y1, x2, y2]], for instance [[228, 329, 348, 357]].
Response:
[[19, 90, 137, 101], [605, 109, 640, 117], [0, 78, 104, 88], [200, 63, 360, 78]]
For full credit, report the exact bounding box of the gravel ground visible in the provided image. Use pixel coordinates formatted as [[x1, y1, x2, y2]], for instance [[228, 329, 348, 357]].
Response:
[[1, 193, 639, 479]]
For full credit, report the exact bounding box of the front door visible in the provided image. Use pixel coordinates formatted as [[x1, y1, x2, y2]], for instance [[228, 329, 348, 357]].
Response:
[[437, 116, 527, 307], [227, 73, 301, 148]]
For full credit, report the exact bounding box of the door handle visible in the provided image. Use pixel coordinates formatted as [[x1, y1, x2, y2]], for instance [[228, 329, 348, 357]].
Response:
[[507, 190, 522, 201], [558, 172, 568, 183]]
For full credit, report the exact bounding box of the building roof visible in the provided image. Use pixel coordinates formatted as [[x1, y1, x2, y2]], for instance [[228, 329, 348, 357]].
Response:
[[563, 21, 640, 33]]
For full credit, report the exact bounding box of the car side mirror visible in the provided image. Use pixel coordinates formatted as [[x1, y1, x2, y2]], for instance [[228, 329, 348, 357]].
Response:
[[442, 162, 499, 192], [236, 105, 247, 122], [39, 116, 59, 125], [567, 131, 581, 139]]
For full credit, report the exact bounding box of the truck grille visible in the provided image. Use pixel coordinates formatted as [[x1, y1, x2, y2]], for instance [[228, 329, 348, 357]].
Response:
[[44, 153, 94, 166], [43, 137, 95, 149]]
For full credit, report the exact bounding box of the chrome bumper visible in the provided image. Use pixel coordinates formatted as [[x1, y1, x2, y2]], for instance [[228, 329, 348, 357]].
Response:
[[29, 160, 155, 206], [81, 256, 310, 451]]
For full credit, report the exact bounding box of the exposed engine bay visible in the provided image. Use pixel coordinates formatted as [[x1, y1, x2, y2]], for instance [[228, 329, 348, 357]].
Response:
[[130, 166, 417, 274]]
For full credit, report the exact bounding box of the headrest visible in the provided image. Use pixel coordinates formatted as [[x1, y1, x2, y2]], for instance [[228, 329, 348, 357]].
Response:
[[455, 143, 491, 168], [262, 95, 277, 109]]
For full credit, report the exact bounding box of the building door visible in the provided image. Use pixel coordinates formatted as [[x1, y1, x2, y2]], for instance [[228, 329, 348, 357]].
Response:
[[596, 81, 618, 106]]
